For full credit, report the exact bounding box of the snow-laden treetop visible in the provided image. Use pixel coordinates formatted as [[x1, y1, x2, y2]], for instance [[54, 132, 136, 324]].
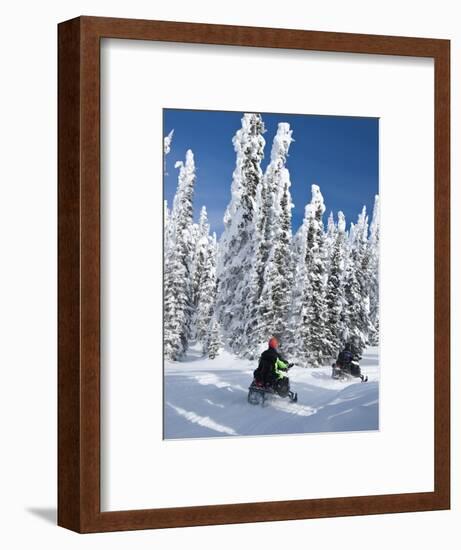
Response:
[[370, 195, 380, 241], [311, 184, 326, 215], [174, 148, 195, 173], [164, 129, 174, 156], [337, 210, 346, 233], [172, 149, 196, 237], [199, 205, 209, 233], [270, 122, 293, 165], [232, 113, 266, 162], [222, 113, 265, 229], [355, 206, 369, 243], [304, 184, 326, 222]]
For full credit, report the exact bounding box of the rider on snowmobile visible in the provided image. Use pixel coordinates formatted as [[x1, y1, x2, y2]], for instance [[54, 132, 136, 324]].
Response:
[[254, 337, 292, 387], [336, 342, 365, 380], [336, 342, 355, 368]]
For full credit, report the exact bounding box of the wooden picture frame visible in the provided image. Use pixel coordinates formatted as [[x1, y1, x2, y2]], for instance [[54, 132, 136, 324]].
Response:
[[58, 16, 450, 533]]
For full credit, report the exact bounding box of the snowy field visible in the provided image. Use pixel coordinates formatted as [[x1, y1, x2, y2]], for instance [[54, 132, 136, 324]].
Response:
[[164, 347, 379, 439]]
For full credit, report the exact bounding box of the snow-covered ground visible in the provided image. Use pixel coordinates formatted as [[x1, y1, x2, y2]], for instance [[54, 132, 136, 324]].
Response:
[[164, 346, 379, 439]]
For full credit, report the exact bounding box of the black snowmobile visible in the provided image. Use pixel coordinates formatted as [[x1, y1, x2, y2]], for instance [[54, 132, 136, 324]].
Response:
[[331, 356, 368, 383], [248, 365, 298, 406]]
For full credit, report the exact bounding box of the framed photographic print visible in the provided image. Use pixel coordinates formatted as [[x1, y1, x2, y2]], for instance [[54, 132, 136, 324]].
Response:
[[58, 16, 450, 532]]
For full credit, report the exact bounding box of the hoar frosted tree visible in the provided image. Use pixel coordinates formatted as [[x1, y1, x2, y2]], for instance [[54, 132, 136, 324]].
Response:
[[207, 314, 223, 359], [254, 123, 294, 353], [323, 211, 347, 357], [237, 122, 295, 358], [190, 206, 211, 330], [368, 195, 380, 345], [342, 206, 373, 354], [195, 227, 219, 354], [300, 185, 328, 367], [216, 113, 266, 354], [163, 149, 196, 360]]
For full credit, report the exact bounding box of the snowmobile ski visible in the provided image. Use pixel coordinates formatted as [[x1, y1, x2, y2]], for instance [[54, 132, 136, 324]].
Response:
[[288, 390, 298, 403]]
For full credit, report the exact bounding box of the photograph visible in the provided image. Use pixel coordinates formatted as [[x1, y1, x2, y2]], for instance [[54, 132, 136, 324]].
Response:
[[163, 108, 380, 439]]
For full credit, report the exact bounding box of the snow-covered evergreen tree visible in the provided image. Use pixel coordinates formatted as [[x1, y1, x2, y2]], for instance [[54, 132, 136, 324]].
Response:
[[368, 195, 380, 345], [303, 185, 328, 367], [196, 232, 219, 351], [190, 206, 211, 330], [206, 315, 223, 359], [343, 206, 373, 353], [286, 185, 328, 366], [164, 199, 177, 359], [163, 150, 197, 360], [255, 122, 294, 350], [324, 211, 347, 357], [285, 204, 310, 357], [216, 113, 266, 354]]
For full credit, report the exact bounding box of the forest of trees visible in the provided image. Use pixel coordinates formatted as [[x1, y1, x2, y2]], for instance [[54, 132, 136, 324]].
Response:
[[163, 113, 380, 367]]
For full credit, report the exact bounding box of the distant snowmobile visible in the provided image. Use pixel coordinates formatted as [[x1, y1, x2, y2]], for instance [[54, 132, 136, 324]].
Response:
[[331, 342, 368, 383], [248, 365, 298, 406], [331, 357, 368, 382]]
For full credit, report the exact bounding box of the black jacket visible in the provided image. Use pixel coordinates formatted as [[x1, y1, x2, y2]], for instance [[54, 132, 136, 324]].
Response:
[[260, 347, 287, 365], [254, 347, 288, 384], [337, 349, 353, 366]]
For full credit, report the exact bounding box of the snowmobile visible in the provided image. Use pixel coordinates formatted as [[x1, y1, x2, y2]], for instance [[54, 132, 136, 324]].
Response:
[[331, 358, 368, 383], [248, 365, 298, 406]]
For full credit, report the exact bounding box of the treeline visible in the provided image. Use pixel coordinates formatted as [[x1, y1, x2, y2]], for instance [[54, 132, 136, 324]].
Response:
[[164, 113, 379, 366]]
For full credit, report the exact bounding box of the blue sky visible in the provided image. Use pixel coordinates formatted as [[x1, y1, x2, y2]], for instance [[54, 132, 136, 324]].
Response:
[[163, 109, 379, 236]]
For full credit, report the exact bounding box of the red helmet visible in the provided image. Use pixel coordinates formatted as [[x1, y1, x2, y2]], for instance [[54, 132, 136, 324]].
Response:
[[268, 337, 279, 349]]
